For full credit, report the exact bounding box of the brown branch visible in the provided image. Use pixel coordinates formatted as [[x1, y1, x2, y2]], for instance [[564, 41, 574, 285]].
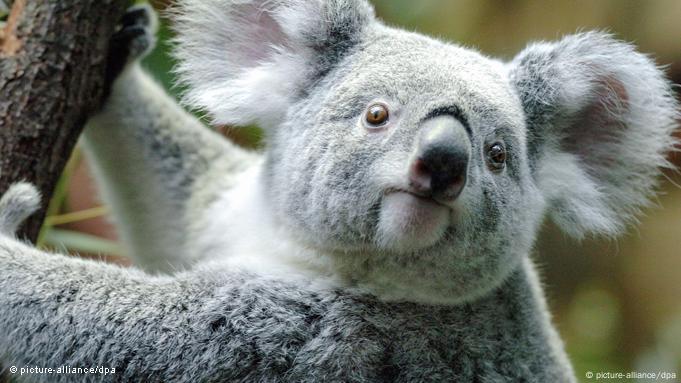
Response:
[[0, 0, 129, 242]]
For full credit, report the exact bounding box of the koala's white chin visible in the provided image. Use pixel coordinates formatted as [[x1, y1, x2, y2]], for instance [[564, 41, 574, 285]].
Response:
[[376, 191, 450, 252]]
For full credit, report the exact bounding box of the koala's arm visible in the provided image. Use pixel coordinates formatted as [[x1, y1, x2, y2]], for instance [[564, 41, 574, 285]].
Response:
[[83, 8, 256, 272], [0, 238, 232, 382], [84, 66, 253, 271], [0, 186, 228, 382]]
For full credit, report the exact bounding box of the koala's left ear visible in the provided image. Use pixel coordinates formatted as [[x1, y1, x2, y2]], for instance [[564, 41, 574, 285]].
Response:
[[509, 32, 679, 238], [172, 0, 375, 129]]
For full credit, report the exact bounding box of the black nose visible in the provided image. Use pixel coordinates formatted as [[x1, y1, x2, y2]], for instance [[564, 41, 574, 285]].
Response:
[[409, 116, 470, 200]]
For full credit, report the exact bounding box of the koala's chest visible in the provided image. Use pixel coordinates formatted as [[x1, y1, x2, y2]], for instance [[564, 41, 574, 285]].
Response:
[[202, 287, 566, 383], [281, 308, 538, 382]]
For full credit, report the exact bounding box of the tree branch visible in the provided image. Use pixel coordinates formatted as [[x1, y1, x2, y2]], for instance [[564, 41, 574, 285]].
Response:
[[0, 0, 129, 242]]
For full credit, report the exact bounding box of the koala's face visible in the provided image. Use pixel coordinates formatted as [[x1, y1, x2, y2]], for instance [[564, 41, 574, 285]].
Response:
[[175, 0, 677, 302], [263, 28, 543, 300]]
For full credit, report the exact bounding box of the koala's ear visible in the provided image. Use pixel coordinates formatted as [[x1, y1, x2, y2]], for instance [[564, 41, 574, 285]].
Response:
[[171, 0, 375, 128], [508, 32, 679, 238]]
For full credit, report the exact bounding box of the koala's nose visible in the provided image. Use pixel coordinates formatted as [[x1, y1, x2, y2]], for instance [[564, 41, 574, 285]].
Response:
[[409, 116, 470, 201]]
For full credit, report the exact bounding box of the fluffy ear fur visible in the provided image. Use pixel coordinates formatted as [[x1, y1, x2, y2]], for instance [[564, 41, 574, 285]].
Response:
[[509, 32, 679, 238], [171, 0, 375, 129]]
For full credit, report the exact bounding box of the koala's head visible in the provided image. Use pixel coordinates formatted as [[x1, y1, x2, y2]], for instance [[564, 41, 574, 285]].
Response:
[[173, 0, 678, 303]]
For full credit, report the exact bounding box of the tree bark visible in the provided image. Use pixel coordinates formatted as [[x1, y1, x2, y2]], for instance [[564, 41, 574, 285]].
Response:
[[0, 0, 129, 243]]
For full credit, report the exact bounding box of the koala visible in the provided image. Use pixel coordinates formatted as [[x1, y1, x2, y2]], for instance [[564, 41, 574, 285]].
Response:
[[0, 1, 678, 382]]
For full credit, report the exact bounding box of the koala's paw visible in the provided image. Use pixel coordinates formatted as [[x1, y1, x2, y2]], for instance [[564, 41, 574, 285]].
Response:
[[115, 4, 157, 61], [105, 4, 158, 91], [0, 183, 41, 237]]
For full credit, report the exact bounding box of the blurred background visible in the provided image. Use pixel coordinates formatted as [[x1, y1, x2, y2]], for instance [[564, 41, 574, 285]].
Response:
[[39, 1, 681, 380]]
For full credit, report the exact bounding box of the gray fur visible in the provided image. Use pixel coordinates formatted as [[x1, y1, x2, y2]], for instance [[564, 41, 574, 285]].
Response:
[[84, 64, 256, 273], [509, 32, 679, 237], [0, 183, 40, 236], [0, 1, 678, 382]]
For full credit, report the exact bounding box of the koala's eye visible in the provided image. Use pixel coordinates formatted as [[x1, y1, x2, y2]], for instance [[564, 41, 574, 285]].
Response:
[[486, 142, 506, 171], [365, 103, 389, 127]]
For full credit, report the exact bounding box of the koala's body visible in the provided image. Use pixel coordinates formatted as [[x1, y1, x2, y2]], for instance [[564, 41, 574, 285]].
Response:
[[0, 1, 678, 382]]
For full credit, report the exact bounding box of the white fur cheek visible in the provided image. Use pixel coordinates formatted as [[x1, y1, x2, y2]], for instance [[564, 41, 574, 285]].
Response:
[[375, 192, 450, 252]]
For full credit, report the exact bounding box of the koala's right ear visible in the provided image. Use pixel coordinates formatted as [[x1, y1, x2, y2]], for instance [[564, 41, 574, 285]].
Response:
[[171, 0, 375, 129], [508, 32, 679, 239]]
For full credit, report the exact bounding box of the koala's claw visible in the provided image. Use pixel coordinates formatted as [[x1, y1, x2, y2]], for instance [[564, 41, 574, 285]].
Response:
[[121, 5, 154, 31], [104, 4, 157, 95], [113, 24, 153, 61], [0, 183, 41, 236], [113, 4, 157, 61]]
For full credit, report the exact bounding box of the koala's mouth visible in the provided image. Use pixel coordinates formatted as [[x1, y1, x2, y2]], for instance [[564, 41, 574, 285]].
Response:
[[384, 188, 454, 209], [376, 189, 452, 252]]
